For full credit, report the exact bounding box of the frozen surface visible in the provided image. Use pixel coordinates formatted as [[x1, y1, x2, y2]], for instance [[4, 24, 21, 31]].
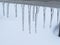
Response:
[[0, 3, 60, 45], [0, 0, 60, 1], [0, 0, 60, 8]]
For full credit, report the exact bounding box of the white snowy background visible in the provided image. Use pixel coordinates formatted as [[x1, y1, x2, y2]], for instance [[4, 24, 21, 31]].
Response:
[[0, 2, 60, 45]]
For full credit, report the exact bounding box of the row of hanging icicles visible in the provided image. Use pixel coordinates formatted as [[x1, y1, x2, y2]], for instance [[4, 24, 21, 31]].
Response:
[[2, 2, 59, 33]]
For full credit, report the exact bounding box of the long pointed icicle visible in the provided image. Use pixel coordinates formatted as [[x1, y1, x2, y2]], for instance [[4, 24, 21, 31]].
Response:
[[59, 23, 60, 37], [7, 3, 9, 18], [28, 5, 31, 34], [57, 9, 60, 37], [33, 6, 35, 21], [43, 7, 46, 28], [21, 4, 25, 31], [35, 6, 39, 33], [50, 8, 54, 28], [3, 2, 5, 16], [57, 9, 59, 24], [15, 4, 17, 18]]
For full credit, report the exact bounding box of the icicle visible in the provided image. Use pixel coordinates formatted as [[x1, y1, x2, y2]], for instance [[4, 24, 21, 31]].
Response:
[[33, 6, 35, 21], [43, 7, 46, 28], [35, 6, 39, 33], [28, 5, 31, 34], [15, 4, 17, 18], [59, 23, 60, 37], [57, 9, 60, 37], [21, 4, 25, 31], [7, 3, 9, 18], [3, 2, 5, 16], [57, 9, 59, 24], [50, 8, 54, 28]]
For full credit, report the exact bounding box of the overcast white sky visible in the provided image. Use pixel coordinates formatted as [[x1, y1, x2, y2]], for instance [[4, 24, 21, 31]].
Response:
[[0, 2, 60, 45]]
